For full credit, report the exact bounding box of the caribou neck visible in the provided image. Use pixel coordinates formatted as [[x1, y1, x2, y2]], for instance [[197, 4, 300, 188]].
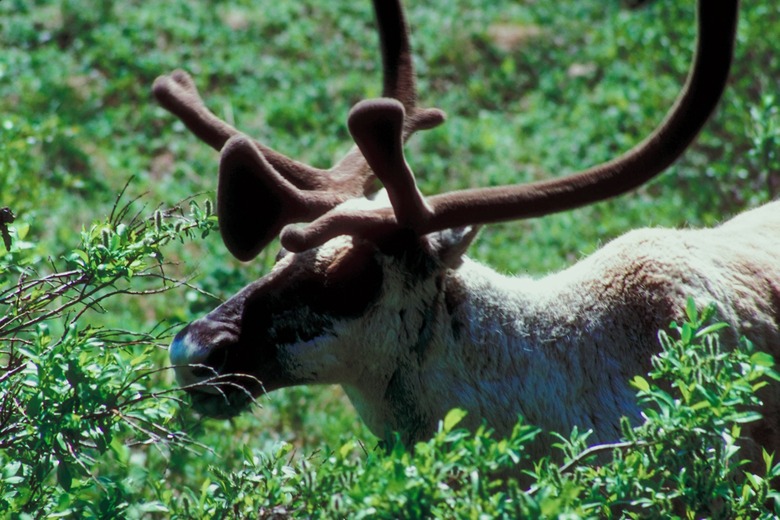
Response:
[[344, 256, 655, 449]]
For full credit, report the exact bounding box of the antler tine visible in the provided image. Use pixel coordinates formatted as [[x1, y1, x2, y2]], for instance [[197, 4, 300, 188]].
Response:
[[372, 0, 447, 138], [153, 70, 336, 192], [327, 0, 447, 177], [347, 99, 434, 229], [281, 0, 738, 253], [281, 97, 434, 253], [152, 70, 233, 152], [219, 135, 351, 261]]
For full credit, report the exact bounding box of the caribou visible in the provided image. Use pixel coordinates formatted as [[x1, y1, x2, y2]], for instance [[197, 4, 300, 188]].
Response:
[[155, 0, 779, 462]]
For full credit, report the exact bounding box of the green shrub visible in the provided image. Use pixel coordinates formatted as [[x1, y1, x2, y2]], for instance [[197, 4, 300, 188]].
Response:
[[3, 192, 778, 517], [79, 302, 776, 519], [0, 192, 218, 518], [2, 0, 779, 517]]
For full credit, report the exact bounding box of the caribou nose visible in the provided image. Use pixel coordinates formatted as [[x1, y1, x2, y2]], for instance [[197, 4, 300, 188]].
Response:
[[169, 322, 229, 392], [170, 324, 196, 368]]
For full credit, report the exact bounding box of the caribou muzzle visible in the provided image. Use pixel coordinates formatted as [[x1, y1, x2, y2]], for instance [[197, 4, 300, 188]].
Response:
[[169, 316, 277, 419]]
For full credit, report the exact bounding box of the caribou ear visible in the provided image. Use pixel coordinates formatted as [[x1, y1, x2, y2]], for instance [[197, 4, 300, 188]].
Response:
[[425, 226, 480, 269], [217, 137, 286, 262]]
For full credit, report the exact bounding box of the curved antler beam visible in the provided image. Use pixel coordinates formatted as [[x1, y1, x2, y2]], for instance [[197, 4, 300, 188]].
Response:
[[152, 70, 360, 193], [281, 0, 739, 252]]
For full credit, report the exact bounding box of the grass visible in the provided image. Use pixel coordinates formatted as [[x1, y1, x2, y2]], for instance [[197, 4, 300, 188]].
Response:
[[1, 0, 779, 517]]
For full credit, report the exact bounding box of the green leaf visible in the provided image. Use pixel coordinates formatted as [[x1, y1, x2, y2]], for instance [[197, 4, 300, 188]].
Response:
[[339, 440, 356, 458], [442, 408, 467, 433], [689, 400, 711, 411], [695, 322, 729, 338], [733, 411, 763, 424], [762, 448, 775, 473], [16, 222, 30, 240], [57, 462, 73, 492], [631, 375, 650, 393], [750, 351, 776, 368], [685, 297, 698, 324], [72, 249, 89, 264], [680, 322, 694, 345]]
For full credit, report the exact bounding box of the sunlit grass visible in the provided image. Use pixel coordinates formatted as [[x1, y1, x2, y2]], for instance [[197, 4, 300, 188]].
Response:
[[1, 0, 778, 516]]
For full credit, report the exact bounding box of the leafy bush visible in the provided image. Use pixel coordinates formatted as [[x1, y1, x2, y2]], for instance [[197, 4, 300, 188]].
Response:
[[7, 230, 776, 519], [2, 0, 779, 517], [152, 303, 779, 518], [0, 193, 218, 517]]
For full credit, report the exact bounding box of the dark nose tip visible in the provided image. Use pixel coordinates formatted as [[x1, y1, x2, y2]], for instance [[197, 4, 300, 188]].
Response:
[[169, 323, 194, 368], [169, 320, 237, 392]]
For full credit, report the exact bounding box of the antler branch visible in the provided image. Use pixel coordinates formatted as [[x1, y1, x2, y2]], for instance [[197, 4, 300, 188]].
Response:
[[218, 136, 353, 260], [281, 0, 739, 252], [152, 70, 233, 152], [152, 70, 351, 192], [348, 100, 434, 229], [154, 0, 445, 261]]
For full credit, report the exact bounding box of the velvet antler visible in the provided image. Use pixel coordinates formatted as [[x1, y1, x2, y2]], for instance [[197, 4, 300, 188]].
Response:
[[153, 0, 445, 260], [280, 0, 738, 252]]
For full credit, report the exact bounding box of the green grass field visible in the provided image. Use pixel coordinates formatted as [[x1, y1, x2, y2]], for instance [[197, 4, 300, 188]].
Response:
[[2, 0, 779, 517]]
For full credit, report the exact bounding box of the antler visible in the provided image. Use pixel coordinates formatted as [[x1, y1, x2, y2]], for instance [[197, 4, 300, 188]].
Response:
[[152, 70, 349, 192], [153, 0, 445, 260], [281, 0, 739, 252]]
